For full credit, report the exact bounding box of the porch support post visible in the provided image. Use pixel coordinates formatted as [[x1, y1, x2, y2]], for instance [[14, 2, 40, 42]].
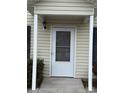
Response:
[[32, 14, 38, 90], [88, 15, 94, 93]]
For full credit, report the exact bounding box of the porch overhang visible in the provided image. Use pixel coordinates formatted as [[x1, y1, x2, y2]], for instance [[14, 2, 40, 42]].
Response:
[[34, 1, 94, 16], [27, 0, 96, 15]]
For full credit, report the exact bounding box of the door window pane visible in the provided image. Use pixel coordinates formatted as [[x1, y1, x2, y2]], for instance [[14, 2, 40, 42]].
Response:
[[56, 31, 70, 46], [56, 47, 70, 61], [56, 31, 70, 61]]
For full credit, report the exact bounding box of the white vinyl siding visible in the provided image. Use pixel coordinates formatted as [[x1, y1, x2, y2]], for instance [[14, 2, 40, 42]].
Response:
[[34, 0, 94, 15], [27, 11, 33, 26], [31, 20, 51, 77], [27, 11, 51, 77], [76, 23, 89, 78]]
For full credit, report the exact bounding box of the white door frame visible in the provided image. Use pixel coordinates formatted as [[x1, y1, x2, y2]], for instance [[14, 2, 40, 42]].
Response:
[[50, 26, 76, 77]]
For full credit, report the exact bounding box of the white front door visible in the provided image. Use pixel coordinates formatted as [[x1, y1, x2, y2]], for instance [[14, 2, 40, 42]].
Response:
[[52, 27, 75, 77]]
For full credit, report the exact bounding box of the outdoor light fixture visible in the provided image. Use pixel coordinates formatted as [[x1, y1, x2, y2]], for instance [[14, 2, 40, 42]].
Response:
[[42, 17, 47, 31]]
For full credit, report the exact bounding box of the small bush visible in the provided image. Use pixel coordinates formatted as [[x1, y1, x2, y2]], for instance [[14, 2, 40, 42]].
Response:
[[27, 59, 44, 88]]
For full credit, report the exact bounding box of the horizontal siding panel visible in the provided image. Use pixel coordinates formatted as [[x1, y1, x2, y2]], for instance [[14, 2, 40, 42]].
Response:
[[77, 27, 89, 30], [76, 68, 88, 72], [76, 57, 88, 60], [37, 41, 50, 45], [37, 52, 50, 55], [77, 45, 89, 48], [31, 53, 50, 57], [31, 32, 50, 35], [76, 47, 89, 50], [35, 49, 50, 52], [37, 44, 50, 47], [77, 41, 89, 44], [30, 48, 50, 52], [77, 59, 88, 62], [31, 47, 50, 50], [36, 2, 93, 7], [37, 56, 49, 59], [78, 32, 89, 37], [77, 33, 89, 36], [77, 36, 89, 39], [37, 53, 50, 56], [76, 54, 88, 57], [76, 54, 88, 58], [37, 38, 50, 41], [76, 63, 88, 66], [76, 21, 89, 78], [77, 30, 89, 33], [76, 61, 88, 64], [37, 34, 50, 37], [35, 6, 93, 11], [37, 37, 50, 40], [76, 62, 88, 65], [76, 64, 88, 67], [76, 71, 88, 73], [37, 50, 50, 53]]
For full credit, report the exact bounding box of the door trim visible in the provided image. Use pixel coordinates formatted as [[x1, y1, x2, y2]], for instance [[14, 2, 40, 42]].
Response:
[[50, 25, 76, 77]]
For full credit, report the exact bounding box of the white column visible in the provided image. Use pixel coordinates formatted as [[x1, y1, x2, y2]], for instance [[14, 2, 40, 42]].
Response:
[[88, 15, 94, 92], [32, 14, 38, 90]]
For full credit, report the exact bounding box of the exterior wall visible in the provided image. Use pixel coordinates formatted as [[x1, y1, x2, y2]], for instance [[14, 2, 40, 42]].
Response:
[[27, 11, 33, 27], [27, 11, 89, 78], [76, 23, 89, 78], [34, 0, 94, 15], [27, 11, 51, 77], [36, 19, 51, 77]]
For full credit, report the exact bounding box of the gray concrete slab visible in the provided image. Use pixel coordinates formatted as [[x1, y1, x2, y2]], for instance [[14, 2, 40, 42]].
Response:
[[38, 78, 86, 93], [27, 88, 39, 93]]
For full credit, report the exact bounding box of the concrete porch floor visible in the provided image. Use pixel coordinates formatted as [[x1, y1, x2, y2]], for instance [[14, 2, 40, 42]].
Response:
[[28, 78, 86, 93]]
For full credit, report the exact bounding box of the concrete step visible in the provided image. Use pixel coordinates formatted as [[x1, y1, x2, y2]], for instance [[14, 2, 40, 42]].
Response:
[[39, 88, 84, 93], [37, 78, 86, 93]]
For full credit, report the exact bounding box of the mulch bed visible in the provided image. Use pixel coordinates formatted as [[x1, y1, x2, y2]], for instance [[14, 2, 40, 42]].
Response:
[[82, 79, 97, 88]]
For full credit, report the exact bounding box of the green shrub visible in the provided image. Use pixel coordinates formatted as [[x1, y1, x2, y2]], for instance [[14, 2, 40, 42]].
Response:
[[27, 59, 44, 88]]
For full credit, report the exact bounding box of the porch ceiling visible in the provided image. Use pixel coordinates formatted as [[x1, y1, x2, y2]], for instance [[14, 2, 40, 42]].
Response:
[[38, 15, 89, 24], [45, 15, 85, 20]]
